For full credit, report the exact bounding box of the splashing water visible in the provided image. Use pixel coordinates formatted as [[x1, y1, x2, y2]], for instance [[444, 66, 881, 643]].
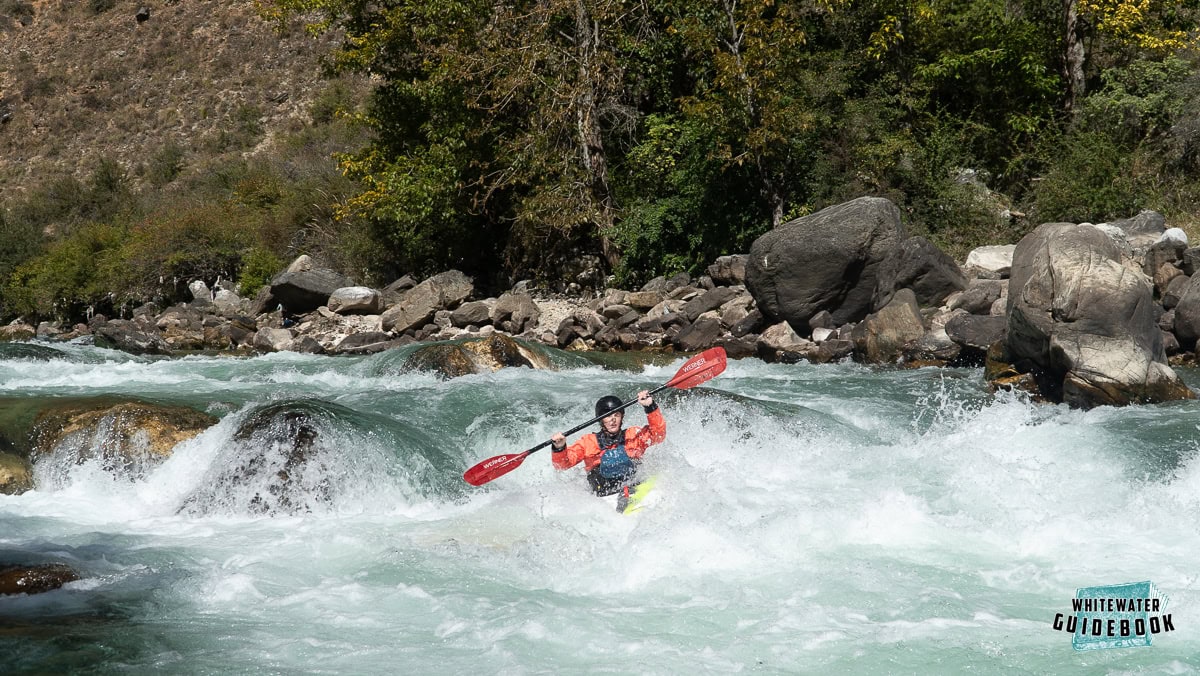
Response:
[[1, 343, 1198, 672]]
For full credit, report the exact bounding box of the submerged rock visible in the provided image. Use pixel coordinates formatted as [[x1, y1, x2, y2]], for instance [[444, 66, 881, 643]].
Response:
[[178, 402, 344, 516], [0, 564, 80, 596], [402, 334, 552, 379], [32, 401, 216, 481]]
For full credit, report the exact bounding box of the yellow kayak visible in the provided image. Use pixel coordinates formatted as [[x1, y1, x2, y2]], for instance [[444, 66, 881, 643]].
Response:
[[604, 475, 659, 514]]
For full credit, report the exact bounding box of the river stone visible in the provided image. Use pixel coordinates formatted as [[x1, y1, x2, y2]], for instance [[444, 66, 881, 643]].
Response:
[[179, 402, 337, 516], [964, 245, 1016, 278], [491, 292, 540, 334], [402, 335, 552, 379], [328, 286, 382, 315], [267, 268, 356, 314], [0, 564, 80, 596], [851, 288, 926, 364], [32, 401, 217, 480], [0, 322, 36, 342], [1007, 222, 1194, 407], [0, 452, 32, 494], [746, 196, 906, 332], [874, 235, 968, 309]]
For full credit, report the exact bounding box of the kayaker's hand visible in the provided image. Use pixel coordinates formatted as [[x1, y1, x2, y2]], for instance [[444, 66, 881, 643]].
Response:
[[637, 390, 653, 407], [550, 432, 566, 450]]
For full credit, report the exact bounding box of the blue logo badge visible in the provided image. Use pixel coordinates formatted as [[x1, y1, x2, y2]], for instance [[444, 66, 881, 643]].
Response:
[[1051, 581, 1174, 651]]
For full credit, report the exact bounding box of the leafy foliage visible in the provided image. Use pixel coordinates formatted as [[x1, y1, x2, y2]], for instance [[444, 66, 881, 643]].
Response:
[[4, 0, 1200, 320]]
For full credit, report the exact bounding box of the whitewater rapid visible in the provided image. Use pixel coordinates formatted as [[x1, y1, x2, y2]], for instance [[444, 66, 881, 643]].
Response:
[[1, 342, 1198, 673]]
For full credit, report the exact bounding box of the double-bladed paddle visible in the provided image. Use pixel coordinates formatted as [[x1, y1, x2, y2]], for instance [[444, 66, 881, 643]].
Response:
[[462, 346, 728, 486]]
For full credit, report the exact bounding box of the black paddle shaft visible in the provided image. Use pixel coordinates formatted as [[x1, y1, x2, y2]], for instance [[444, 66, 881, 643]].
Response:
[[523, 383, 670, 457]]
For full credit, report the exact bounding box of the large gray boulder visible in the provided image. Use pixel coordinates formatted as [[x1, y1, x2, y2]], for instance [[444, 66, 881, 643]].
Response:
[[1006, 222, 1194, 408], [964, 245, 1016, 278], [328, 286, 382, 315], [746, 197, 906, 333], [264, 268, 355, 315]]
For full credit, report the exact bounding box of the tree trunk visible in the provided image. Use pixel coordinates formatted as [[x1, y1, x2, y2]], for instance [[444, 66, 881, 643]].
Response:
[[1062, 0, 1085, 113], [724, 0, 785, 228], [576, 0, 620, 270]]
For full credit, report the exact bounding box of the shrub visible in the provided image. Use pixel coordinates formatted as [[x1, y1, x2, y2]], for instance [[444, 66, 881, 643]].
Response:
[[113, 202, 261, 303], [1031, 130, 1138, 224], [2, 223, 127, 320], [0, 210, 44, 300], [237, 247, 283, 297], [145, 141, 187, 187]]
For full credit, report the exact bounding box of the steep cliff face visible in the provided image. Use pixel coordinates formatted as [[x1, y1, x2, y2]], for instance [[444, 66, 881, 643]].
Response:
[[0, 0, 343, 199]]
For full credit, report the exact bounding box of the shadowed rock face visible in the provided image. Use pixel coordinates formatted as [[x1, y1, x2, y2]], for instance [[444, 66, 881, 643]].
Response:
[[0, 564, 80, 596], [401, 334, 553, 379], [31, 402, 217, 482]]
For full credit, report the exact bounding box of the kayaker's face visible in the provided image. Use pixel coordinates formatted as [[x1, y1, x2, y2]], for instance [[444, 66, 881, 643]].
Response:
[[601, 411, 623, 434]]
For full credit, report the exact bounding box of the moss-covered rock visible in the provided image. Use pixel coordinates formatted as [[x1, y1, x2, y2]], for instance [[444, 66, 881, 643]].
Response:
[[32, 401, 217, 479], [0, 452, 32, 495]]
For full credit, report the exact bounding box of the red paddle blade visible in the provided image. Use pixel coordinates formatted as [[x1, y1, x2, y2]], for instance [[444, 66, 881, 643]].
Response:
[[463, 451, 531, 486], [666, 346, 727, 390]]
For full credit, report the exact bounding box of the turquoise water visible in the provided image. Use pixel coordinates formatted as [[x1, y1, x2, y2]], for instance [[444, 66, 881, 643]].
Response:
[[1, 341, 1198, 673]]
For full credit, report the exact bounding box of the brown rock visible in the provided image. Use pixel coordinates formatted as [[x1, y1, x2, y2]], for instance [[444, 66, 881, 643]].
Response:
[[0, 564, 80, 596]]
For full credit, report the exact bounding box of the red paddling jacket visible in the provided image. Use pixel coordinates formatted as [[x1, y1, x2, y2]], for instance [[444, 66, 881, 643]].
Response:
[[551, 404, 666, 491]]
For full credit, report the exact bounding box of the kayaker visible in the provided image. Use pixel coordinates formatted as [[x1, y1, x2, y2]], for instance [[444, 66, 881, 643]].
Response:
[[549, 390, 666, 500]]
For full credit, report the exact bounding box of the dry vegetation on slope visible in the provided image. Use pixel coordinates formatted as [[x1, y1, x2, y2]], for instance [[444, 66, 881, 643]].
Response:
[[0, 0, 346, 200]]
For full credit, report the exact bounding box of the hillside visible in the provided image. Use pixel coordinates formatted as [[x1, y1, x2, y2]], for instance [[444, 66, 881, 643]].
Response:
[[0, 0, 346, 201]]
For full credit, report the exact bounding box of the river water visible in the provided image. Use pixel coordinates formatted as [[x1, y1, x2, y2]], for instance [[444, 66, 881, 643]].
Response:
[[0, 341, 1197, 673]]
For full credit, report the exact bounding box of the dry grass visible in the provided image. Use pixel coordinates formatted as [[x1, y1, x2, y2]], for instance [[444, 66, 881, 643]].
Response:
[[0, 0, 346, 201]]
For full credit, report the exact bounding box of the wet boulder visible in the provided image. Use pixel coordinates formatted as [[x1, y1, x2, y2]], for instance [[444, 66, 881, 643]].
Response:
[[0, 452, 32, 495], [253, 327, 294, 352], [0, 322, 36, 342], [945, 313, 1007, 365], [179, 402, 338, 516], [94, 319, 171, 355], [0, 564, 80, 596], [746, 196, 906, 333], [1007, 222, 1194, 408], [32, 401, 217, 481], [402, 334, 552, 379], [757, 321, 817, 363]]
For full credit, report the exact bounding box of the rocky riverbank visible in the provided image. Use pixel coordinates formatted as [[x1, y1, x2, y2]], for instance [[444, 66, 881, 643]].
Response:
[[2, 196, 1197, 411]]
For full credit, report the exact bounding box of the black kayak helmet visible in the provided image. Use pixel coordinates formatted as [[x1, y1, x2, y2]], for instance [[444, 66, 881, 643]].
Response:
[[595, 395, 623, 417]]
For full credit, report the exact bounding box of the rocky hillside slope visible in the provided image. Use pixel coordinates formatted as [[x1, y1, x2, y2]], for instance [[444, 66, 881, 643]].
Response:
[[0, 0, 343, 200]]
